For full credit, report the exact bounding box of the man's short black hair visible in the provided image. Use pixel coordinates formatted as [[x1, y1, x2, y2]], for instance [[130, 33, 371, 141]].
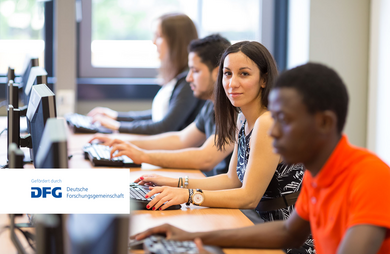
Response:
[[188, 34, 231, 71], [273, 63, 349, 133]]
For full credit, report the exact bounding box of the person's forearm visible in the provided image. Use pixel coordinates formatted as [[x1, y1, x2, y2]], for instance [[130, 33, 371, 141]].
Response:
[[192, 221, 302, 249], [142, 148, 222, 172], [184, 174, 237, 190], [131, 132, 185, 150], [117, 109, 152, 121], [196, 187, 266, 209]]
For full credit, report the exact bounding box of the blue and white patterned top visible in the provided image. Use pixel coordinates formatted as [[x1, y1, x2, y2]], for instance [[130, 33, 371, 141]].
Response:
[[236, 120, 315, 254]]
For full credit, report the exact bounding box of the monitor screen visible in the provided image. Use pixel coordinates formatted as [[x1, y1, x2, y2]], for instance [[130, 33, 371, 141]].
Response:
[[21, 57, 39, 91], [26, 84, 57, 165], [23, 66, 47, 106], [35, 118, 68, 168], [20, 58, 39, 104]]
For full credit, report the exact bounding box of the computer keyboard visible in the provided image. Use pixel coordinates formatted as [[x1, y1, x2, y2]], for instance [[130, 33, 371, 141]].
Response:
[[83, 143, 141, 167], [130, 183, 181, 210], [140, 235, 224, 254], [66, 113, 113, 134]]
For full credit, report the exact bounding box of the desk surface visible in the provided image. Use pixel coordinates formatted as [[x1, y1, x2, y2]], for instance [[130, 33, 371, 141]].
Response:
[[0, 116, 283, 254], [129, 168, 283, 254]]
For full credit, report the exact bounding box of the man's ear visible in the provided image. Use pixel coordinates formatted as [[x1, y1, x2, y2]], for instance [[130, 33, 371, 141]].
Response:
[[316, 110, 338, 135], [212, 66, 219, 83]]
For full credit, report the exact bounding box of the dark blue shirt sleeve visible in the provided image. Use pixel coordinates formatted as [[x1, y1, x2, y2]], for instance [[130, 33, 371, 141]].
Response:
[[116, 109, 152, 122]]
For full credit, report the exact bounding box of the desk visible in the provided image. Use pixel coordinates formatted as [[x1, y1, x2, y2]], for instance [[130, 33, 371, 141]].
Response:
[[0, 116, 283, 254], [130, 170, 283, 254]]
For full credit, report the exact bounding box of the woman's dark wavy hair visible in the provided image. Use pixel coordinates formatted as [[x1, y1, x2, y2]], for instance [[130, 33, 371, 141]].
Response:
[[214, 41, 278, 150]]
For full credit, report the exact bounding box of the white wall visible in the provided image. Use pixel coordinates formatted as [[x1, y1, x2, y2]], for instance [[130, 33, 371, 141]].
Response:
[[55, 0, 77, 116], [367, 0, 390, 165], [308, 0, 370, 147], [287, 0, 310, 69]]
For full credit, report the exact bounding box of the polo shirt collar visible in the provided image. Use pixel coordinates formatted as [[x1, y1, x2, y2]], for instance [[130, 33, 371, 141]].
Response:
[[308, 135, 353, 188]]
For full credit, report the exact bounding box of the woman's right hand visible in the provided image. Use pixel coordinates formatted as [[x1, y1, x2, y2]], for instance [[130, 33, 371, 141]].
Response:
[[88, 134, 114, 145], [87, 107, 118, 119], [134, 174, 177, 187], [131, 223, 193, 241], [88, 134, 128, 147]]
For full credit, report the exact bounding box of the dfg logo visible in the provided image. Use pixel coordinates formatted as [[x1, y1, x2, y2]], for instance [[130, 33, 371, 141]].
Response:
[[31, 187, 62, 198]]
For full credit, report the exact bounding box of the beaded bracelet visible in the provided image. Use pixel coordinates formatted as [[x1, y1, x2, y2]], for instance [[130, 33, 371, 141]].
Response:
[[184, 176, 189, 189]]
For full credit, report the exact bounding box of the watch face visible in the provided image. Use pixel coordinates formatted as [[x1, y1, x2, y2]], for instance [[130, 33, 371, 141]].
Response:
[[193, 193, 204, 204]]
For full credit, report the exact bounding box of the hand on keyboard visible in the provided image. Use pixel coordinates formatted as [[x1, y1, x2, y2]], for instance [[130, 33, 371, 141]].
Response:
[[134, 173, 177, 187], [87, 106, 118, 119], [88, 134, 126, 148], [142, 185, 189, 211], [143, 235, 204, 254], [89, 136, 145, 165], [132, 227, 223, 254], [66, 113, 113, 134], [130, 183, 182, 210], [110, 141, 144, 165], [132, 224, 192, 242], [88, 134, 112, 146], [83, 143, 141, 167], [91, 114, 120, 131]]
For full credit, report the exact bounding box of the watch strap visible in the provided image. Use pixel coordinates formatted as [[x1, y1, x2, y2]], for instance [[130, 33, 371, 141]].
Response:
[[186, 189, 193, 206]]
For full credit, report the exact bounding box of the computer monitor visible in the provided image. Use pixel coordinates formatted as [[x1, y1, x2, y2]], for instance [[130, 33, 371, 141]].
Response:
[[21, 57, 39, 91], [23, 66, 47, 106], [26, 84, 57, 165], [35, 214, 129, 254], [35, 118, 68, 168], [67, 215, 129, 254], [35, 214, 64, 254]]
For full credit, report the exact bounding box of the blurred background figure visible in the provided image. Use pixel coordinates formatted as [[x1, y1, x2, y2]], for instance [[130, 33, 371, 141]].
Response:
[[88, 13, 204, 134]]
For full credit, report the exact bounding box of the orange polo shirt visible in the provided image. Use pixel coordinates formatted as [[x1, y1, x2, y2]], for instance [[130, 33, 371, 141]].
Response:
[[295, 135, 390, 254]]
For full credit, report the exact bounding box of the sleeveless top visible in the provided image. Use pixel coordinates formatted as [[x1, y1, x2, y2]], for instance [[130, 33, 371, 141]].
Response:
[[236, 121, 315, 254]]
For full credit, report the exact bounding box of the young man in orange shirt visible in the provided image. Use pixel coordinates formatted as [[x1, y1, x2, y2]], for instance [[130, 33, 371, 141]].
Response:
[[133, 63, 390, 254]]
